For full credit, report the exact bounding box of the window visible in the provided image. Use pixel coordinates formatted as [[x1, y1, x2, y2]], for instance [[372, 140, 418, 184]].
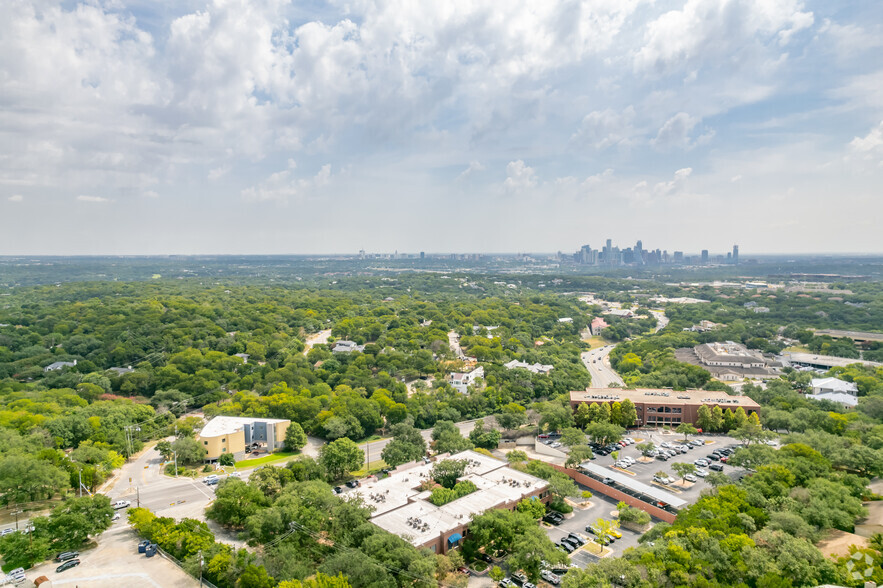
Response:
[[222, 448, 227, 452], [222, 438, 225, 442], [204, 441, 208, 445]]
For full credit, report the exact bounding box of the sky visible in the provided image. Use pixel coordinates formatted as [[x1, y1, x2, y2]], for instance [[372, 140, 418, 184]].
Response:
[[1, 0, 882, 256]]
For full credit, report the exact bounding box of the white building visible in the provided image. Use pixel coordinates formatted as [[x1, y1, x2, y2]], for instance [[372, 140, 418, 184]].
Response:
[[448, 366, 484, 394], [332, 340, 365, 353], [503, 360, 553, 374], [809, 377, 859, 407]]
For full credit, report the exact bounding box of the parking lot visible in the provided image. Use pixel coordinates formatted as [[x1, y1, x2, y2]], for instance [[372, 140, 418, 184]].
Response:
[[24, 523, 197, 587], [583, 432, 745, 506]]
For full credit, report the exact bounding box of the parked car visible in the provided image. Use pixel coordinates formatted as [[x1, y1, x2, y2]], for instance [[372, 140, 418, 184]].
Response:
[[550, 442, 562, 448], [332, 486, 343, 494], [653, 475, 671, 485], [511, 572, 528, 586], [541, 570, 561, 585], [567, 533, 586, 546], [707, 454, 721, 461], [601, 477, 614, 485], [56, 559, 80, 573], [112, 500, 131, 509], [720, 456, 729, 463], [457, 567, 471, 575], [557, 541, 576, 553], [1, 529, 14, 536], [690, 439, 704, 447], [655, 454, 669, 461], [694, 459, 709, 467], [684, 474, 697, 482], [345, 480, 361, 488], [499, 579, 514, 588], [560, 537, 579, 550], [695, 468, 709, 477], [55, 551, 79, 562], [606, 526, 622, 539], [709, 463, 724, 471], [524, 582, 536, 588]]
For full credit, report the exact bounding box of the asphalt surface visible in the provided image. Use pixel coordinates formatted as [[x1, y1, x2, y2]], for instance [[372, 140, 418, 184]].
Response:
[[581, 345, 624, 387]]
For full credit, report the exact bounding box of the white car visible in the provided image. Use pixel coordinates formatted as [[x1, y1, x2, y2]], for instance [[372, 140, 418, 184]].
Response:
[[541, 571, 561, 585], [694, 469, 709, 477], [112, 500, 131, 510], [684, 474, 697, 482], [621, 456, 635, 465]]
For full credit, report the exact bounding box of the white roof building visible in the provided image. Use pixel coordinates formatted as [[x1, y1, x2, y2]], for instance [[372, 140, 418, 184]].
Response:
[[810, 392, 859, 408], [199, 416, 289, 438], [448, 366, 484, 393], [503, 360, 553, 374], [811, 377, 858, 396], [350, 450, 549, 554]]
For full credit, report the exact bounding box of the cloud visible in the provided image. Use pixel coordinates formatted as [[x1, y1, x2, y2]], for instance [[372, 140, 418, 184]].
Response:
[[207, 167, 230, 181], [457, 161, 486, 181], [572, 107, 637, 149], [8, 195, 24, 202], [241, 164, 334, 203], [652, 112, 698, 149], [502, 160, 538, 193], [635, 0, 814, 75], [730, 175, 743, 183], [653, 167, 693, 197], [849, 121, 883, 166], [143, 190, 160, 198], [76, 195, 110, 203]]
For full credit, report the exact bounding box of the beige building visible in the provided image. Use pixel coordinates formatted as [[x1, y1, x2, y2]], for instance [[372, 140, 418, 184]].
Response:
[[196, 416, 290, 461], [350, 450, 550, 554]]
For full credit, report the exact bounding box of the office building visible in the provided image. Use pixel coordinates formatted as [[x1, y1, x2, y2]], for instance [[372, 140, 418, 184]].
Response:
[[351, 450, 550, 554], [197, 416, 290, 461], [570, 388, 761, 427]]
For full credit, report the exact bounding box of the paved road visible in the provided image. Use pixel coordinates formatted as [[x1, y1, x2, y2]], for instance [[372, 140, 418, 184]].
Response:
[[581, 345, 624, 387], [649, 310, 669, 333], [448, 330, 466, 360], [303, 329, 332, 354]]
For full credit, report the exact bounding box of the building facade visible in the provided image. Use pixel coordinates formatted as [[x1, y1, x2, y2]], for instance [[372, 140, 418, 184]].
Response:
[[196, 416, 290, 461], [570, 388, 761, 427]]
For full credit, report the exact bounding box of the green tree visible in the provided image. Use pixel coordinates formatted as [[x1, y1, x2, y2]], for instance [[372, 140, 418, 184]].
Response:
[[560, 427, 586, 447], [468, 419, 501, 450], [618, 398, 638, 427], [696, 404, 714, 432], [671, 462, 696, 483], [565, 445, 594, 468], [432, 420, 474, 454], [537, 402, 572, 433], [515, 497, 546, 519], [636, 442, 655, 458], [219, 453, 235, 466], [489, 566, 504, 583], [46, 495, 114, 550], [284, 422, 308, 452], [206, 479, 268, 528], [496, 403, 528, 431], [172, 437, 207, 465], [507, 450, 528, 464], [676, 423, 698, 442], [0, 531, 51, 570], [156, 440, 174, 461], [585, 422, 624, 445], [430, 459, 468, 489], [319, 438, 364, 481], [0, 455, 69, 503], [381, 422, 427, 467], [705, 472, 730, 487]]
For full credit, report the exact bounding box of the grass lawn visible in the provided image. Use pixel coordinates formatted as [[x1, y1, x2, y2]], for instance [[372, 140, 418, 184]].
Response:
[[234, 451, 297, 469], [582, 336, 609, 349], [782, 345, 811, 353], [350, 458, 389, 478]]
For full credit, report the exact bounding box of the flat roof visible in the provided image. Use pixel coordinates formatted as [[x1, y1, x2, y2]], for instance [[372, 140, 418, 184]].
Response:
[[813, 329, 883, 342], [578, 462, 687, 509], [782, 352, 882, 369], [199, 416, 289, 438], [570, 388, 761, 410], [356, 450, 548, 547]]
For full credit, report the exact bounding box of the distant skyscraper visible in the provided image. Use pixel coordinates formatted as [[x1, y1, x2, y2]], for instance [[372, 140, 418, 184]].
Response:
[[701, 250, 709, 264], [733, 244, 739, 264], [420, 251, 425, 260]]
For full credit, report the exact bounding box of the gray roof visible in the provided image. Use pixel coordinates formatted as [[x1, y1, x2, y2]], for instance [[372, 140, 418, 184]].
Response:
[[578, 462, 687, 509]]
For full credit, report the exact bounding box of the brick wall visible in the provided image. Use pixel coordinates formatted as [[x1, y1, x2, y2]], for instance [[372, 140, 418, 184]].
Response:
[[549, 464, 677, 524]]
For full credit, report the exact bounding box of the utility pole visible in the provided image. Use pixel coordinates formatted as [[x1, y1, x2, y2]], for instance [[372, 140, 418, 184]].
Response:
[[78, 469, 83, 498], [11, 510, 21, 530], [198, 549, 204, 587], [136, 486, 140, 508], [174, 449, 178, 477]]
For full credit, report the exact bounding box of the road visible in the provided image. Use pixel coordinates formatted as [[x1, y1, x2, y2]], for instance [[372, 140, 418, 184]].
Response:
[[448, 330, 466, 360], [303, 329, 332, 355], [649, 310, 669, 333], [581, 345, 624, 388]]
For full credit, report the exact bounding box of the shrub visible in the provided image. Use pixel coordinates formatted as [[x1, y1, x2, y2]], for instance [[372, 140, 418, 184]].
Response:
[[549, 498, 573, 514]]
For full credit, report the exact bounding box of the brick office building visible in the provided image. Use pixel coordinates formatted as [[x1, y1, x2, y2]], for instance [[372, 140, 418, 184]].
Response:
[[570, 388, 761, 427]]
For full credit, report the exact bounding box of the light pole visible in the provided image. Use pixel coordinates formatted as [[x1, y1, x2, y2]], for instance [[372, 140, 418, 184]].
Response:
[[198, 549, 204, 587]]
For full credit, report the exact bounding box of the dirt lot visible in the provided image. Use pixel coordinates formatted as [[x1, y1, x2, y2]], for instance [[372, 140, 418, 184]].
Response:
[[26, 523, 197, 587]]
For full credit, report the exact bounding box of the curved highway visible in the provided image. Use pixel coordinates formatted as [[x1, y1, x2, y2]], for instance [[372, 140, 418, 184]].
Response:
[[581, 345, 624, 388]]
